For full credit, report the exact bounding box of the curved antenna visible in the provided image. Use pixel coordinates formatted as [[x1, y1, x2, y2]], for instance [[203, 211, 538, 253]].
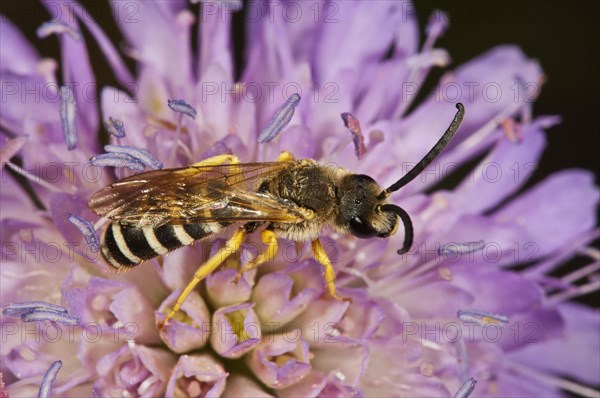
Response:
[[380, 204, 413, 254], [378, 103, 465, 199]]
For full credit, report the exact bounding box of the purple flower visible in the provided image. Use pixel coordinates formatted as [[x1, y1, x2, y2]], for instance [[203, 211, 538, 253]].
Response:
[[210, 303, 262, 359], [1, 1, 598, 397], [165, 354, 227, 397], [246, 333, 311, 388], [93, 344, 176, 397]]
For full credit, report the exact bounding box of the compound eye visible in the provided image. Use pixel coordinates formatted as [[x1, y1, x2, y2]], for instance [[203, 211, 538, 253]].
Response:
[[349, 216, 377, 239]]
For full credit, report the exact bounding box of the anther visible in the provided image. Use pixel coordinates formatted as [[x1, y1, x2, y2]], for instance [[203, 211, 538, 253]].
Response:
[[341, 112, 366, 160], [439, 240, 485, 256], [90, 152, 146, 171], [68, 214, 100, 252], [59, 86, 78, 150], [257, 93, 301, 143], [168, 99, 197, 119], [457, 309, 508, 327], [105, 117, 126, 138], [37, 21, 81, 41], [38, 360, 63, 398], [453, 378, 477, 398], [104, 144, 163, 170]]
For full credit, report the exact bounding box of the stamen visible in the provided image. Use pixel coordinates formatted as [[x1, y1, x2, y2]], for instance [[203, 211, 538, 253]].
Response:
[[38, 360, 62, 398], [508, 361, 600, 398], [105, 117, 126, 138], [456, 336, 468, 382], [400, 256, 445, 282], [2, 301, 68, 317], [0, 136, 27, 165], [526, 229, 599, 277], [424, 10, 449, 49], [548, 280, 600, 305], [393, 9, 449, 119], [90, 152, 145, 172], [68, 3, 134, 86], [429, 98, 534, 190], [439, 240, 485, 256], [47, 369, 91, 396], [577, 246, 600, 261], [257, 93, 301, 143], [405, 49, 450, 70], [59, 86, 78, 150], [68, 214, 100, 252], [5, 162, 62, 193], [104, 145, 163, 170], [341, 112, 366, 159], [21, 310, 79, 326], [453, 378, 477, 398], [457, 310, 508, 327], [561, 262, 600, 285], [177, 140, 194, 161], [342, 267, 374, 289], [168, 113, 184, 166], [37, 21, 81, 41], [167, 99, 197, 119]]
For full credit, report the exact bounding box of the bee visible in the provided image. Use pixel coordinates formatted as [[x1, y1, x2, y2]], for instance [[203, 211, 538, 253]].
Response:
[[89, 103, 464, 327]]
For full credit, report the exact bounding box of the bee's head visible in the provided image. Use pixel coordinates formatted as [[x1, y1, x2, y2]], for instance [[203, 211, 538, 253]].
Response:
[[336, 174, 411, 253], [335, 103, 465, 255]]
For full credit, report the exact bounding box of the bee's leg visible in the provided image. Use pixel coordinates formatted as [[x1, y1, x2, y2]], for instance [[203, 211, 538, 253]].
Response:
[[276, 151, 294, 162], [311, 239, 352, 302], [234, 229, 278, 282], [191, 154, 240, 167], [159, 228, 247, 329]]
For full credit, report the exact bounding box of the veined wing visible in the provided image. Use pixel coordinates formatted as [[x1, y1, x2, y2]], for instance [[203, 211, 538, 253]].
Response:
[[88, 161, 307, 227]]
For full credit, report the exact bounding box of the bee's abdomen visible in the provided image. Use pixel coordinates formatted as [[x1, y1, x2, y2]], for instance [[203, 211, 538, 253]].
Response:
[[101, 222, 227, 270]]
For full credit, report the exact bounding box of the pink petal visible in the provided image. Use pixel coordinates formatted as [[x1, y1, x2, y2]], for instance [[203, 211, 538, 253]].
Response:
[[222, 375, 273, 397], [314, 1, 405, 82], [165, 354, 227, 398], [157, 290, 211, 354], [0, 18, 39, 75], [493, 170, 599, 256], [210, 303, 261, 358], [246, 334, 311, 389], [508, 303, 600, 386], [452, 128, 546, 215]]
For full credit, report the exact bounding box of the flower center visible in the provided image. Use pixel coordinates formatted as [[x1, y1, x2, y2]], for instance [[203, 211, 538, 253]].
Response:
[[224, 309, 251, 342]]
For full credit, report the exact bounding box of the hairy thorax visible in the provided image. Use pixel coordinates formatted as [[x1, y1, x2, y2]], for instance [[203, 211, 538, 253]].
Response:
[[262, 160, 342, 241]]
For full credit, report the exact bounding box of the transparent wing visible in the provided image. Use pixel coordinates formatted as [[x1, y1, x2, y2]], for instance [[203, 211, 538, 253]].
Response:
[[88, 161, 306, 227]]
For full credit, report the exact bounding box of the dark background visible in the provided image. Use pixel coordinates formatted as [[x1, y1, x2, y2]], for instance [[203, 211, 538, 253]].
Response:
[[1, 0, 598, 307], [414, 0, 599, 184]]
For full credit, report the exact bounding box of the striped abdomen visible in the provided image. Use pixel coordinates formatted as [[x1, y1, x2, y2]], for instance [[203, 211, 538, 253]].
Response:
[[101, 222, 228, 270]]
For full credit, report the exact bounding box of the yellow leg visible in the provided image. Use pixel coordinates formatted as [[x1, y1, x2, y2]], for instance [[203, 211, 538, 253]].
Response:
[[191, 154, 240, 167], [311, 239, 352, 302], [159, 228, 247, 329], [234, 230, 278, 282], [276, 151, 294, 162]]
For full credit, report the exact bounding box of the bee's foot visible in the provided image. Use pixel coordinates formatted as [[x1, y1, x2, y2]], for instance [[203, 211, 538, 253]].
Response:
[[157, 319, 167, 330], [233, 272, 243, 284], [326, 291, 353, 303]]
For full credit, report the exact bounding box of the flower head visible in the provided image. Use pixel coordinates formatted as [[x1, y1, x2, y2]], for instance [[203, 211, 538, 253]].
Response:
[[1, 1, 598, 397]]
